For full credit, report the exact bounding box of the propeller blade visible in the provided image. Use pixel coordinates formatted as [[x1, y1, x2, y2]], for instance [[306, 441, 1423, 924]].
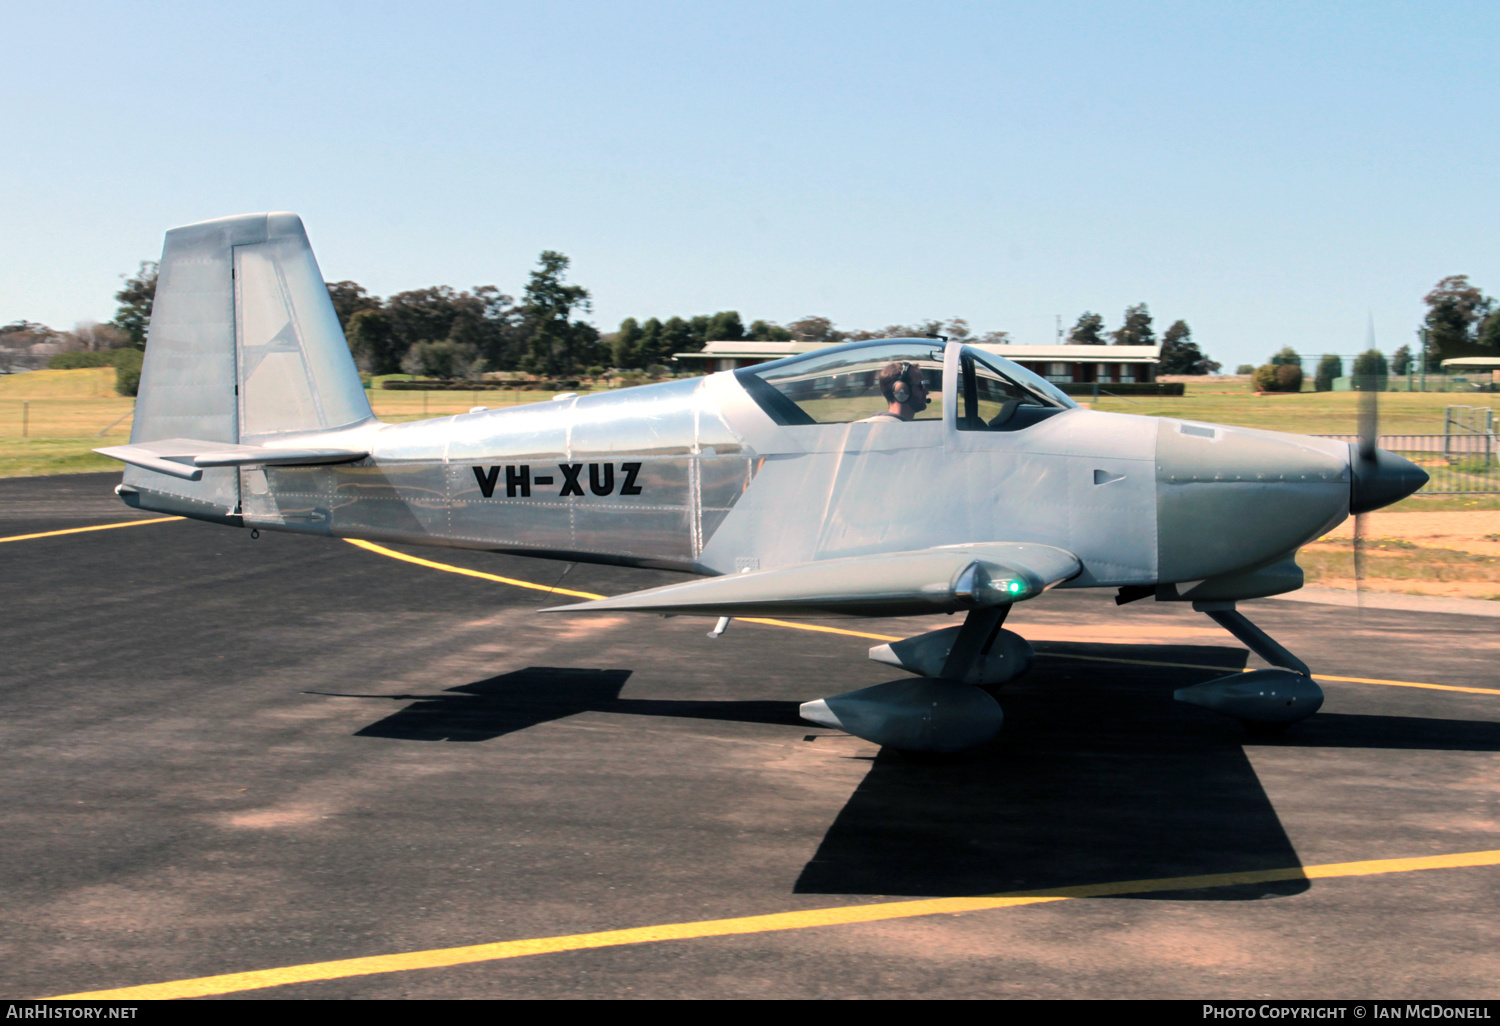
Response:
[[1353, 315, 1380, 613], [1357, 315, 1379, 466], [1353, 510, 1366, 612]]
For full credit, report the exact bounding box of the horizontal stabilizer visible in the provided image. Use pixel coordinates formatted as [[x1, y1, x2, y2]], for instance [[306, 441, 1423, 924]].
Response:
[[97, 438, 367, 481], [544, 543, 1080, 619]]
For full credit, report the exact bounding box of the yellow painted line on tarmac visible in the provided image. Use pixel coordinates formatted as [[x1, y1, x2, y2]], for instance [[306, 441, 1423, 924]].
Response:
[[345, 540, 1500, 695], [344, 538, 605, 601], [344, 539, 908, 642], [0, 517, 182, 544], [1313, 673, 1500, 697], [1056, 657, 1500, 696], [47, 847, 1500, 1000], [737, 618, 901, 642]]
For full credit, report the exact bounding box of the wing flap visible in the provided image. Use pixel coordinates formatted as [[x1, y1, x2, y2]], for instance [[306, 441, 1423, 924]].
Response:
[[544, 543, 1081, 618], [96, 438, 367, 481]]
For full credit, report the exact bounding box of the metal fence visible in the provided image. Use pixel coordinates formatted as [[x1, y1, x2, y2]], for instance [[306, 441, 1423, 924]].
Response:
[[1316, 434, 1500, 494]]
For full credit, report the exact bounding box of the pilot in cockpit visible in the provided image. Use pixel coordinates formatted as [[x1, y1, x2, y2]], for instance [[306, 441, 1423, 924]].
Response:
[[860, 361, 930, 423]]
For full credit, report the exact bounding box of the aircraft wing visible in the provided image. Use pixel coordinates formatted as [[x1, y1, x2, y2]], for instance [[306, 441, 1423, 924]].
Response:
[[543, 543, 1081, 619], [95, 438, 367, 481]]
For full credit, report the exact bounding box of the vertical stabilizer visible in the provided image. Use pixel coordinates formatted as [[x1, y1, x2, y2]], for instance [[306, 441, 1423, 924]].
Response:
[[124, 212, 373, 517]]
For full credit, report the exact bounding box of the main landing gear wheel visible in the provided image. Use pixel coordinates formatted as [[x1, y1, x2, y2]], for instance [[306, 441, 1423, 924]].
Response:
[[800, 607, 1021, 754]]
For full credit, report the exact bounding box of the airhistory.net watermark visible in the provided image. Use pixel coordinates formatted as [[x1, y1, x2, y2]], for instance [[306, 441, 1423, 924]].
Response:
[[5, 1009, 136, 1020]]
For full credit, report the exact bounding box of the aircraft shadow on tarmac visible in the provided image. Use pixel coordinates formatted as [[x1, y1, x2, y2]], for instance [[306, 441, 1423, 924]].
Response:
[[331, 666, 804, 743], [795, 641, 1500, 899], [327, 644, 1500, 903]]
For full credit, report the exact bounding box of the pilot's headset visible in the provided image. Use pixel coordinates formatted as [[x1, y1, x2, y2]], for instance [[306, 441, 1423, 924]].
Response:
[[885, 362, 918, 404]]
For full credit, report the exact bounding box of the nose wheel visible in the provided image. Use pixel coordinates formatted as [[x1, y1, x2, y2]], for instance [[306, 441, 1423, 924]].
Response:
[[1177, 601, 1324, 730]]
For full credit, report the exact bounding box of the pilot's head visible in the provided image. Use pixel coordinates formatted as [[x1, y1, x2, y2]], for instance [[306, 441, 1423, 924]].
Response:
[[877, 361, 930, 419]]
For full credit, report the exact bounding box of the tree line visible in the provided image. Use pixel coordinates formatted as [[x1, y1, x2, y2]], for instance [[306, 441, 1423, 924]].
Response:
[[4, 254, 1036, 381], [33, 260, 1499, 390], [1236, 275, 1500, 392], [1061, 304, 1218, 375], [1246, 346, 1401, 393]]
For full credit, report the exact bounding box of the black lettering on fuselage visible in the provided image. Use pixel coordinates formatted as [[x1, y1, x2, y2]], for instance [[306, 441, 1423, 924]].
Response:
[[558, 463, 585, 496], [505, 465, 531, 498], [473, 465, 500, 498], [620, 462, 643, 495], [589, 463, 614, 496], [473, 462, 645, 499]]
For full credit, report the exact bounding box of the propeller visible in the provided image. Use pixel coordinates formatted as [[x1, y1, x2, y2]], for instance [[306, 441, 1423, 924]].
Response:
[[1353, 316, 1380, 606], [1345, 320, 1429, 600]]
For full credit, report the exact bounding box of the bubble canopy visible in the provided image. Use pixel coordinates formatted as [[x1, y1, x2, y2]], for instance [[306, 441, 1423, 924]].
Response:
[[731, 338, 1074, 427]]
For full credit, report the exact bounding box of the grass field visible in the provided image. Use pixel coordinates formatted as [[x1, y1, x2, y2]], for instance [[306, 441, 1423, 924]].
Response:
[[366, 380, 611, 423], [0, 369, 139, 477], [1087, 384, 1476, 434]]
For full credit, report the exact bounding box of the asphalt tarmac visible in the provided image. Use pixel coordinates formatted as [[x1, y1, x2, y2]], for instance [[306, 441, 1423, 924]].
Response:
[[2, 473, 1498, 999]]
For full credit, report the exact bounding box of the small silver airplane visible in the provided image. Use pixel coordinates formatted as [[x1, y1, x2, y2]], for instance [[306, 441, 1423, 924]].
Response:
[[98, 213, 1429, 752]]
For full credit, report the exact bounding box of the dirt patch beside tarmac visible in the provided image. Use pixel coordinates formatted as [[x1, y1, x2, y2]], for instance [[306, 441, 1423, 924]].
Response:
[[1305, 511, 1500, 599]]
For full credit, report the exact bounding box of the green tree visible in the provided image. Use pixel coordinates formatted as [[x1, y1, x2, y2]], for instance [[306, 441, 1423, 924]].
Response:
[[1157, 320, 1218, 374], [636, 317, 667, 365], [1270, 346, 1302, 367], [1390, 344, 1412, 376], [1423, 275, 1495, 362], [705, 310, 746, 343], [1480, 312, 1500, 352], [445, 310, 491, 368], [748, 319, 792, 341], [687, 315, 712, 350], [612, 317, 644, 368], [112, 261, 158, 349], [112, 348, 144, 396], [1235, 364, 1255, 375], [382, 285, 520, 371], [1068, 312, 1107, 345], [520, 251, 595, 377], [346, 308, 402, 375], [1314, 354, 1343, 392], [1351, 349, 1388, 390], [786, 316, 845, 344], [1110, 303, 1155, 346], [401, 339, 477, 379], [326, 281, 381, 333], [657, 316, 694, 363], [1253, 363, 1302, 392]]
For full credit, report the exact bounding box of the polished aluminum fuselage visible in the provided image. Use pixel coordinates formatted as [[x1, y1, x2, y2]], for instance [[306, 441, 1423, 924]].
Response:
[[184, 349, 1352, 593]]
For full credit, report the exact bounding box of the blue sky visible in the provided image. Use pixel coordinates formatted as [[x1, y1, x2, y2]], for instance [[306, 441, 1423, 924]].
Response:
[[2, 1, 1495, 369]]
